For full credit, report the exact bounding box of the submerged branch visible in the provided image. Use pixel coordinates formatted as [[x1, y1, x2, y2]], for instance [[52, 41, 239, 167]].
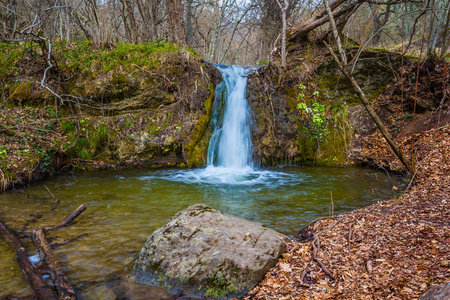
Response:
[[0, 220, 58, 300]]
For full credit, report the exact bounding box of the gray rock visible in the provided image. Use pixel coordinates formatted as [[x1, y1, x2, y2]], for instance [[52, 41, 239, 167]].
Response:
[[419, 282, 450, 300], [132, 204, 289, 299]]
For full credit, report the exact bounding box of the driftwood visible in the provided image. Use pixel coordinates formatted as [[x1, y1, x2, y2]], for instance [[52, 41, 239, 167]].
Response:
[[32, 204, 87, 300], [1, 204, 87, 300], [0, 221, 58, 300], [33, 227, 76, 300]]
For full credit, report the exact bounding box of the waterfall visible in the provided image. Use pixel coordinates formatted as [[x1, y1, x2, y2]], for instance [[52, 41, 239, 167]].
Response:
[[158, 64, 273, 184], [207, 64, 254, 170]]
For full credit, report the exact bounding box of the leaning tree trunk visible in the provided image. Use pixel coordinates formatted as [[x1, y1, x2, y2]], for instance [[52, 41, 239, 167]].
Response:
[[323, 0, 414, 174], [289, 0, 363, 44]]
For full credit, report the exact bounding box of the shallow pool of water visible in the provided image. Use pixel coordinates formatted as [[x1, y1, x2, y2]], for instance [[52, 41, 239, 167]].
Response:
[[0, 166, 404, 298]]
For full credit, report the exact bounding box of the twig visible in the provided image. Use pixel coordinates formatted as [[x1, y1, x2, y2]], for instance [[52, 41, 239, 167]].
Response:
[[46, 204, 87, 231], [311, 235, 335, 280], [51, 200, 61, 212], [348, 222, 353, 251], [44, 185, 56, 198], [406, 169, 418, 190], [51, 233, 88, 249], [366, 260, 373, 274], [330, 191, 334, 218], [300, 266, 309, 283]]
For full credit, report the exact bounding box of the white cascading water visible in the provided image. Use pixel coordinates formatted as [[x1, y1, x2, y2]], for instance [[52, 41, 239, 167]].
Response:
[[154, 64, 293, 185], [207, 64, 253, 170]]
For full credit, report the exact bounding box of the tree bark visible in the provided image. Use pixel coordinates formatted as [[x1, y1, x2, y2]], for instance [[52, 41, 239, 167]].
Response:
[[33, 228, 76, 300], [48, 204, 87, 231], [276, 0, 288, 67], [289, 0, 362, 44], [0, 221, 58, 300], [323, 0, 347, 64], [166, 0, 186, 45]]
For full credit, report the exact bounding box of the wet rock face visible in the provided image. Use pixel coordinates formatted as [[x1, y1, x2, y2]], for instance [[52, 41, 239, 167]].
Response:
[[132, 204, 289, 299]]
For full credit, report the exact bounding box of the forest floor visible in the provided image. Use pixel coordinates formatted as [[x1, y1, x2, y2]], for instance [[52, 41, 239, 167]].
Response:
[[242, 124, 449, 299]]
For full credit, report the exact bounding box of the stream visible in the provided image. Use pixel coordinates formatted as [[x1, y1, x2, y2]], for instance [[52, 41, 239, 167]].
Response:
[[0, 64, 405, 298], [0, 166, 405, 298]]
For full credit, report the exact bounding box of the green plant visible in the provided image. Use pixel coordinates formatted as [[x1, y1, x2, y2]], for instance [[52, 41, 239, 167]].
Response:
[[297, 99, 329, 142], [0, 146, 8, 158], [61, 120, 76, 132], [257, 59, 269, 65]]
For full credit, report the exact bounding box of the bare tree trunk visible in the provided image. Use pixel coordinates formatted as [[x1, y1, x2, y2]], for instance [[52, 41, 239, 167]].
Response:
[[427, 0, 437, 56], [125, 0, 139, 43], [6, 0, 17, 39], [440, 0, 450, 58], [166, 0, 186, 45], [186, 0, 193, 46], [276, 0, 287, 67], [136, 0, 152, 41], [370, 3, 392, 46], [323, 0, 346, 64]]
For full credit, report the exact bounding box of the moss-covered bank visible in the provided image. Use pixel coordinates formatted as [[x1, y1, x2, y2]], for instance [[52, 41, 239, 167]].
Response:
[[247, 49, 405, 166], [0, 41, 432, 191], [0, 41, 221, 191]]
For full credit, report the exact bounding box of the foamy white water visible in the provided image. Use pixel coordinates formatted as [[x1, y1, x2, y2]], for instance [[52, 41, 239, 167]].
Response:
[[160, 64, 262, 184], [207, 64, 254, 169], [153, 64, 273, 184]]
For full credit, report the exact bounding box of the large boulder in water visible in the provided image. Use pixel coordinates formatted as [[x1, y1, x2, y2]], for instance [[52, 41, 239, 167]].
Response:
[[132, 204, 289, 299]]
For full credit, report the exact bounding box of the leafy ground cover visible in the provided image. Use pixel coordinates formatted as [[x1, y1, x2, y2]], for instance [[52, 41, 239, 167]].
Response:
[[241, 125, 449, 300], [0, 107, 66, 190]]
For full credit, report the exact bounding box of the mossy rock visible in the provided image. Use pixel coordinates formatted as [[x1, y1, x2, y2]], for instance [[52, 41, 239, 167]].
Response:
[[132, 204, 288, 299], [184, 82, 216, 167], [316, 51, 403, 105]]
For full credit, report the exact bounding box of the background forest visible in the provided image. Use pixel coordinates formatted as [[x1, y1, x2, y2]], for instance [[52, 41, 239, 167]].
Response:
[[1, 0, 450, 64]]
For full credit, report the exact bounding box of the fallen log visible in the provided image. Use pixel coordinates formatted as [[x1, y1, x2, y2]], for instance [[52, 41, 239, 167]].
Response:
[[0, 220, 58, 300], [33, 227, 76, 300], [1, 204, 87, 300], [32, 204, 87, 300]]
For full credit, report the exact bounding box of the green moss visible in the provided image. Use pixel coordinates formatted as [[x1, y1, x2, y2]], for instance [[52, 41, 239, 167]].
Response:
[[112, 73, 129, 85], [204, 279, 238, 298], [65, 119, 112, 161], [293, 99, 351, 165], [9, 81, 32, 101], [59, 41, 191, 74], [0, 43, 25, 78], [61, 120, 76, 132], [184, 83, 215, 167], [316, 51, 401, 105]]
